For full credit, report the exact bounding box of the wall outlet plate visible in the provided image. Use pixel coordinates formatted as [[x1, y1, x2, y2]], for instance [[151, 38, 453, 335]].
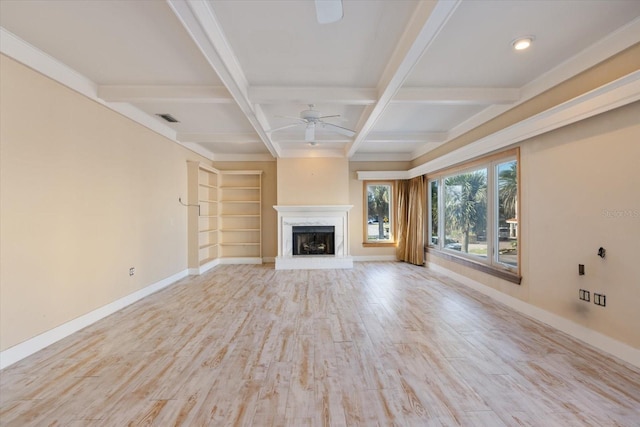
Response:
[[579, 289, 590, 302], [594, 293, 606, 307]]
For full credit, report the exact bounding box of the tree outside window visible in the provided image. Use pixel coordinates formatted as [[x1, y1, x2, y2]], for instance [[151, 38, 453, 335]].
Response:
[[428, 151, 519, 274], [444, 169, 488, 257], [365, 182, 393, 243]]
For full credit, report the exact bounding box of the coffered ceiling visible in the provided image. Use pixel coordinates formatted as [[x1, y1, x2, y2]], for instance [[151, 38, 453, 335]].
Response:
[[1, 1, 639, 161]]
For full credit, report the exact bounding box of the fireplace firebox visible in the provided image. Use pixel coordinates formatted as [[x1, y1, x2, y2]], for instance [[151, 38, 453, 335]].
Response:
[[293, 226, 335, 255]]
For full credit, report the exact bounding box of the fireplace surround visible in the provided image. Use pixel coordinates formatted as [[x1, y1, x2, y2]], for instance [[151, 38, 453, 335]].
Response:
[[273, 205, 353, 270]]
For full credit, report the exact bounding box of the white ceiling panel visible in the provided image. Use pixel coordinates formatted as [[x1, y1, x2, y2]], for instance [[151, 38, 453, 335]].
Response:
[[373, 104, 485, 133], [0, 0, 222, 85], [2, 0, 638, 161], [134, 102, 258, 134], [210, 0, 419, 86], [405, 0, 640, 88]]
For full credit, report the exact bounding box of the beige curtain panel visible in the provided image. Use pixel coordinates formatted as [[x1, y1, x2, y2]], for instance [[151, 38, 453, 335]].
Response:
[[396, 175, 427, 265]]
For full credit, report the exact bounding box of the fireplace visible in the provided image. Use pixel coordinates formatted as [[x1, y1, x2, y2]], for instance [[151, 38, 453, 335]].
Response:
[[293, 226, 335, 255], [273, 205, 353, 269]]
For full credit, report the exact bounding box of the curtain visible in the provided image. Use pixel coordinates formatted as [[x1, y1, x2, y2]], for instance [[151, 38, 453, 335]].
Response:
[[396, 175, 427, 265]]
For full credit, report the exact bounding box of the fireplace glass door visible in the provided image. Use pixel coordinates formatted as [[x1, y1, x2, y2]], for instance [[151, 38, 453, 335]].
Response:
[[292, 226, 335, 255]]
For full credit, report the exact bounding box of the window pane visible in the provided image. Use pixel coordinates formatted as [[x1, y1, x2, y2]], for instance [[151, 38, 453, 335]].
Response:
[[444, 169, 488, 257], [429, 180, 438, 245], [497, 160, 518, 267], [367, 184, 392, 241]]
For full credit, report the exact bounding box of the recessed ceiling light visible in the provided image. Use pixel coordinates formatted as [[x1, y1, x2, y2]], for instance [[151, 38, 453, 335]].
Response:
[[512, 36, 534, 51]]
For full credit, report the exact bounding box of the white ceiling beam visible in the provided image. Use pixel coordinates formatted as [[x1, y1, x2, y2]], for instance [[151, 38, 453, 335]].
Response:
[[98, 85, 234, 103], [166, 0, 280, 157], [367, 131, 447, 143], [178, 132, 262, 144], [393, 87, 520, 105], [345, 0, 462, 158], [249, 86, 377, 105]]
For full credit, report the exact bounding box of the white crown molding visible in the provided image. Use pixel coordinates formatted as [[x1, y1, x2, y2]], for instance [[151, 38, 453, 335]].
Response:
[[350, 152, 414, 162], [0, 27, 221, 161], [409, 70, 640, 178], [211, 153, 275, 162], [356, 170, 411, 181], [0, 269, 189, 370], [367, 69, 640, 179], [0, 27, 98, 99], [416, 17, 640, 162]]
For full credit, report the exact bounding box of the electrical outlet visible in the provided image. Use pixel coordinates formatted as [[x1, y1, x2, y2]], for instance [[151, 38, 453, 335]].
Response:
[[578, 264, 585, 275], [579, 289, 590, 302], [594, 293, 606, 307], [129, 267, 135, 276]]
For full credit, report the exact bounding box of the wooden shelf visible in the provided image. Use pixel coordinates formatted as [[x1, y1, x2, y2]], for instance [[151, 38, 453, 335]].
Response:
[[199, 243, 218, 250], [198, 183, 218, 189], [219, 171, 262, 261], [188, 161, 221, 272]]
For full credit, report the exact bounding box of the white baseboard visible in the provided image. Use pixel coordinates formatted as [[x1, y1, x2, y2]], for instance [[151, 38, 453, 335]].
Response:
[[262, 257, 275, 263], [0, 269, 189, 370], [353, 255, 398, 262], [427, 262, 640, 369]]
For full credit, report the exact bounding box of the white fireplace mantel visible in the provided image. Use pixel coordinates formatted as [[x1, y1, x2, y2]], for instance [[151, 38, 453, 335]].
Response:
[[273, 205, 353, 270]]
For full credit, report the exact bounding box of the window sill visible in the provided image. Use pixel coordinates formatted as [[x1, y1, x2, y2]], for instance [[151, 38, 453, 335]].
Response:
[[426, 246, 522, 285], [363, 242, 396, 248]]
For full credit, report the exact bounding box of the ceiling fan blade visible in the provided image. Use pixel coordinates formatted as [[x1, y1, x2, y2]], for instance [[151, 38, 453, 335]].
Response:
[[320, 122, 356, 138], [305, 122, 316, 142], [318, 114, 340, 119], [268, 123, 304, 133], [315, 0, 343, 24]]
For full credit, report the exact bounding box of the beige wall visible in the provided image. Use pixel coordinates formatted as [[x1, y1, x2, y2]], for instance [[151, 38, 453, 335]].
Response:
[[428, 101, 640, 349], [277, 157, 349, 205], [0, 55, 208, 351], [212, 161, 277, 259]]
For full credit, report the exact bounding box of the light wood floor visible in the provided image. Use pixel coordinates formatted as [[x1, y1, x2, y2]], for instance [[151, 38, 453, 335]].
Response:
[[1, 262, 639, 426]]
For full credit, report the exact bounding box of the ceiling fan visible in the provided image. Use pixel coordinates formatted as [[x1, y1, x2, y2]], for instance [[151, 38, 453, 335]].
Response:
[[268, 105, 356, 142]]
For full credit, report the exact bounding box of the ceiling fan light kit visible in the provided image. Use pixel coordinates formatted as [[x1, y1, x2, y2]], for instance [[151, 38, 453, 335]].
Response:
[[269, 104, 356, 144]]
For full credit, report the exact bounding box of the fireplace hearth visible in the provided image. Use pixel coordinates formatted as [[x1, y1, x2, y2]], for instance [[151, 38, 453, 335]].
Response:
[[293, 226, 335, 255]]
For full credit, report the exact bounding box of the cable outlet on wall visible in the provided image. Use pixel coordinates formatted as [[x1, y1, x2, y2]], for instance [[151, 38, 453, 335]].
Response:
[[129, 267, 135, 276]]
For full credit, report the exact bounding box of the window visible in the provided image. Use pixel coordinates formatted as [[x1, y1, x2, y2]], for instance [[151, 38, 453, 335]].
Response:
[[444, 168, 488, 257], [364, 181, 394, 245], [428, 150, 519, 276]]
